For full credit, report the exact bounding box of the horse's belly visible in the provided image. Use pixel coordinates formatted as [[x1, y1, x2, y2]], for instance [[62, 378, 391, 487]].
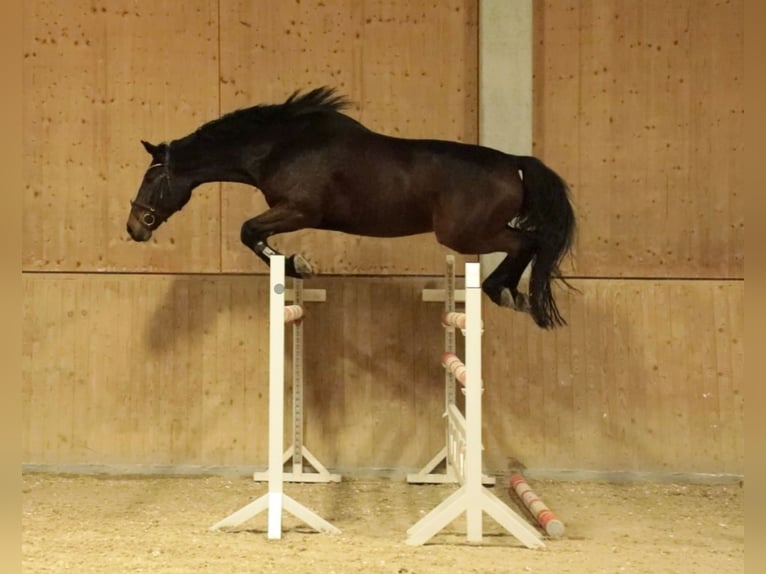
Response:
[[322, 205, 433, 238], [327, 219, 433, 238]]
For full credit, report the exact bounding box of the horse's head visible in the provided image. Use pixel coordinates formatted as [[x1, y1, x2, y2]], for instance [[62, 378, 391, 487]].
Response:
[[126, 140, 193, 241]]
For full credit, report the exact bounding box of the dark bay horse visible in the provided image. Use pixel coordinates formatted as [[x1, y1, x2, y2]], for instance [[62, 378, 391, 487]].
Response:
[[127, 87, 575, 328]]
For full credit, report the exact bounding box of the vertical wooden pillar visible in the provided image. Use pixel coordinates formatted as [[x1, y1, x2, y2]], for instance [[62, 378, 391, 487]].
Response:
[[479, 0, 533, 277]]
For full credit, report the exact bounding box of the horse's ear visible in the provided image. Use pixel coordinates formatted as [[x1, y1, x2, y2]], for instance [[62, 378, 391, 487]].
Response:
[[141, 140, 159, 156]]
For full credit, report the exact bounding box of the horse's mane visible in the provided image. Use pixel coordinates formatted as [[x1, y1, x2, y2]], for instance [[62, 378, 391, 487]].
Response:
[[280, 86, 351, 115], [191, 87, 352, 145]]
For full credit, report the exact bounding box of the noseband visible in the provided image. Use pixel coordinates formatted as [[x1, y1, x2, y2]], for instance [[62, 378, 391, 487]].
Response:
[[130, 162, 172, 229]]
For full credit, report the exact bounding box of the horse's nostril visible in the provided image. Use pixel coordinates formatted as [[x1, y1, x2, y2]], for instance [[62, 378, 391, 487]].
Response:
[[126, 222, 151, 242]]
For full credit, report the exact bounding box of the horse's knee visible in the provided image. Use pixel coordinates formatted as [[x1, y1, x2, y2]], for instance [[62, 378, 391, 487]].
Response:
[[240, 221, 261, 248]]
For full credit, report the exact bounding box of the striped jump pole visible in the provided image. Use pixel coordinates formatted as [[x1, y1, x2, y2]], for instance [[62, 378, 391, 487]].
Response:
[[442, 311, 467, 330], [509, 474, 565, 538], [283, 304, 304, 323], [211, 255, 340, 539], [442, 352, 467, 386]]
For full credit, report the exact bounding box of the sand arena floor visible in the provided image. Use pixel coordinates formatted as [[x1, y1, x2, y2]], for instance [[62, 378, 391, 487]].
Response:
[[22, 474, 743, 574]]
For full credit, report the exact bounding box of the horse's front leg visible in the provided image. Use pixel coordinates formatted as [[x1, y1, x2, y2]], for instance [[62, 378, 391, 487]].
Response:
[[239, 206, 315, 278]]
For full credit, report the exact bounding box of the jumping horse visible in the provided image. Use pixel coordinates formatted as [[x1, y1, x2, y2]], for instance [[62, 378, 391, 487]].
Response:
[[126, 87, 575, 328]]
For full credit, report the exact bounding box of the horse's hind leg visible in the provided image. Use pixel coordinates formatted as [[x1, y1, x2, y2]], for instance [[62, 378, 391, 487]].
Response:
[[437, 222, 537, 313], [240, 205, 316, 278], [482, 236, 536, 312]]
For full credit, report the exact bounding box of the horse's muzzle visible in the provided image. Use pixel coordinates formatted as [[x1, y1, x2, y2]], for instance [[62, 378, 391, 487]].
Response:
[[126, 214, 152, 242]]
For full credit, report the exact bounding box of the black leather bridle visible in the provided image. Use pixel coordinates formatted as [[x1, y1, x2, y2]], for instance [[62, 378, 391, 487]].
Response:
[[130, 162, 172, 229]]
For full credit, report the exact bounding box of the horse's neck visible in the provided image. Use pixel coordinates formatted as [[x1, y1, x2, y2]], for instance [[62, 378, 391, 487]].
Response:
[[169, 134, 257, 187]]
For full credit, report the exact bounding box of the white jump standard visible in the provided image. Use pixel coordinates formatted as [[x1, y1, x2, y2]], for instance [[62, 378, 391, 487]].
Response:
[[211, 256, 339, 539], [408, 255, 494, 486], [406, 261, 544, 547], [253, 275, 340, 485]]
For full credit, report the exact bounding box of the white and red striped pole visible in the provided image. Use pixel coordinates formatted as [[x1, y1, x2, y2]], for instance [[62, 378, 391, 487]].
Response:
[[509, 474, 565, 538], [441, 352, 467, 386]]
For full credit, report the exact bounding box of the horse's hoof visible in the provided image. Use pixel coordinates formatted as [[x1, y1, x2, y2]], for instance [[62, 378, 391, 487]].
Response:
[[514, 292, 531, 312], [287, 254, 314, 278], [497, 288, 531, 313], [499, 288, 514, 308]]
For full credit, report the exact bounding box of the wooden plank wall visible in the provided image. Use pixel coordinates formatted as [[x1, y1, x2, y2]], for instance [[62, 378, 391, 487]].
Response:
[[23, 0, 222, 273], [23, 274, 743, 475], [516, 0, 744, 474], [22, 275, 450, 469], [22, 0, 744, 476], [535, 0, 744, 279], [483, 279, 743, 475]]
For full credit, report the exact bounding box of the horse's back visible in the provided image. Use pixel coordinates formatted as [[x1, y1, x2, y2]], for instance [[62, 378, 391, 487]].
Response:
[[262, 112, 525, 237], [329, 122, 524, 201]]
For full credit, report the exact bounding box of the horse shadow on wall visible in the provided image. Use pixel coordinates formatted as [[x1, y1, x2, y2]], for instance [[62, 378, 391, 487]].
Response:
[[140, 273, 446, 469], [303, 276, 448, 470]]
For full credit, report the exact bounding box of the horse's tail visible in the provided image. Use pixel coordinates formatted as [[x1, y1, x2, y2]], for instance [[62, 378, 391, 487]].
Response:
[[515, 155, 576, 329]]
